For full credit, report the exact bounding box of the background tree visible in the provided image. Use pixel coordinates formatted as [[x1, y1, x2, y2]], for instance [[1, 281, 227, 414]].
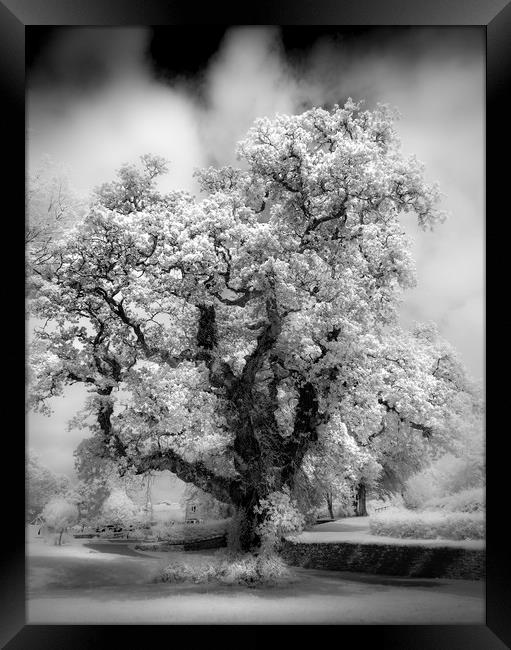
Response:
[[360, 326, 480, 512], [26, 156, 87, 265], [26, 451, 72, 523], [74, 437, 147, 522], [100, 488, 139, 528], [94, 154, 172, 215], [29, 101, 476, 551], [41, 496, 79, 545], [298, 417, 381, 519], [402, 419, 484, 510]]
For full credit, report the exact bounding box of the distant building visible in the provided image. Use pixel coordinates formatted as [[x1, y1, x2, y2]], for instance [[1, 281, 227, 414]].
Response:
[[147, 490, 231, 525], [146, 498, 215, 524], [184, 500, 205, 524]]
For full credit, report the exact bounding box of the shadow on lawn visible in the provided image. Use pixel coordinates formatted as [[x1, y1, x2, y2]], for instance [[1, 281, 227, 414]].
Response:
[[28, 554, 165, 592], [313, 570, 445, 588], [28, 542, 483, 606], [28, 560, 457, 604], [84, 543, 149, 558]]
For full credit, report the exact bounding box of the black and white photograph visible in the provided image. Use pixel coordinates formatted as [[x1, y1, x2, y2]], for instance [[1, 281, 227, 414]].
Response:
[[25, 25, 485, 625]]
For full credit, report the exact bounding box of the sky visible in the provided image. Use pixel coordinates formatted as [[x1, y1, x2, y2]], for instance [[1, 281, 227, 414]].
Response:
[[26, 26, 484, 488]]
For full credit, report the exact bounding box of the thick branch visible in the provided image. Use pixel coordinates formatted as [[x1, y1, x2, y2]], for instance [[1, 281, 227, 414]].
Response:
[[299, 204, 348, 252], [67, 371, 98, 385], [366, 422, 386, 445], [92, 382, 242, 506], [221, 297, 282, 481], [241, 295, 282, 386], [134, 449, 241, 506], [281, 381, 320, 487]]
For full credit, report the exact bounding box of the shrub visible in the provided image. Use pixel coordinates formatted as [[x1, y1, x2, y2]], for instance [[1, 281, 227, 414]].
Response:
[[160, 560, 219, 584], [220, 556, 262, 585], [159, 552, 293, 586], [370, 508, 484, 540], [255, 489, 305, 551], [424, 487, 484, 513], [252, 553, 292, 584]]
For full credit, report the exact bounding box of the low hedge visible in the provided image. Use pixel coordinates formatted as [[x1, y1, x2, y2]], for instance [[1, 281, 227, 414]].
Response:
[[370, 509, 484, 541]]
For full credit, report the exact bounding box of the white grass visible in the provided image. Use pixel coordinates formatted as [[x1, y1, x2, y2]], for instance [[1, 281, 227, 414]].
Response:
[[291, 531, 485, 549], [27, 537, 122, 560], [288, 516, 485, 549]]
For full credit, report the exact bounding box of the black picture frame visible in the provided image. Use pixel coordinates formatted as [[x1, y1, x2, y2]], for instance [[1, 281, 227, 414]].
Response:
[[3, 1, 506, 647]]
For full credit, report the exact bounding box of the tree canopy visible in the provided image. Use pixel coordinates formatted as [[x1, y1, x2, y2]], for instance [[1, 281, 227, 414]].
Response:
[[28, 100, 480, 549]]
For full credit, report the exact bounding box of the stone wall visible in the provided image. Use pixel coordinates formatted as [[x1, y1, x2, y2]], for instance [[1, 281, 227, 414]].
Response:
[[281, 540, 485, 580], [183, 535, 227, 551]]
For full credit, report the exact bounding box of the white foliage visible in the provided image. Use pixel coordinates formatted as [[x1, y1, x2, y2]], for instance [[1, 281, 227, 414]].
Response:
[[42, 496, 79, 539], [26, 104, 479, 532]]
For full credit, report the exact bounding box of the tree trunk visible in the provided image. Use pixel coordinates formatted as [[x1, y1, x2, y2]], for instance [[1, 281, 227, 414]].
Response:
[[325, 490, 334, 520], [58, 529, 64, 545], [353, 483, 367, 517], [234, 491, 264, 552]]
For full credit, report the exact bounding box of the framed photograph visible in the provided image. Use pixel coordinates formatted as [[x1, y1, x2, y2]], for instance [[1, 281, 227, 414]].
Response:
[[3, 0, 506, 647]]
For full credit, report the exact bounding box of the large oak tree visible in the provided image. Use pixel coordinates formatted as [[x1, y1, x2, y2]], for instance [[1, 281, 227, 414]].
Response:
[[28, 101, 476, 549]]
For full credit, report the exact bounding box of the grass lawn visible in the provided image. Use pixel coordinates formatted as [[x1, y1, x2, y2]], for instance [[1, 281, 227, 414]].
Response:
[[296, 516, 485, 549], [27, 535, 485, 625]]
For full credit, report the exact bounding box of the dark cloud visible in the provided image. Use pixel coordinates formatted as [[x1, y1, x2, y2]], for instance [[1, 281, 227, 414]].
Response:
[[28, 27, 152, 92]]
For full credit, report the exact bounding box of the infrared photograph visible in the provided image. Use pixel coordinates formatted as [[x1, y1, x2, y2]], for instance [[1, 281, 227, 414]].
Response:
[[25, 25, 485, 625]]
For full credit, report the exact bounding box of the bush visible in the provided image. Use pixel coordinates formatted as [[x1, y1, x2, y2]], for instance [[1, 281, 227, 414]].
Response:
[[159, 552, 293, 586], [160, 560, 219, 584], [423, 487, 484, 513], [255, 489, 305, 551], [252, 553, 292, 585], [370, 508, 484, 540]]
